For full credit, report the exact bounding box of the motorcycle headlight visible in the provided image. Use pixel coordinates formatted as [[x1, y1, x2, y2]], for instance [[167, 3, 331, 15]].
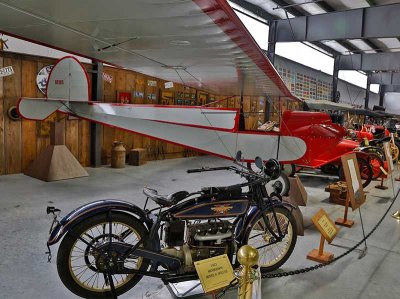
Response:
[[264, 159, 281, 180]]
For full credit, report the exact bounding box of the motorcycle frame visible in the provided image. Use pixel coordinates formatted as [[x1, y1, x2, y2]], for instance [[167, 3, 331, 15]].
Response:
[[48, 178, 294, 284]]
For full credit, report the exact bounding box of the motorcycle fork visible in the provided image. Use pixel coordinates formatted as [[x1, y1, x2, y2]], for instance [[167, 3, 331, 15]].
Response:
[[257, 186, 284, 241]]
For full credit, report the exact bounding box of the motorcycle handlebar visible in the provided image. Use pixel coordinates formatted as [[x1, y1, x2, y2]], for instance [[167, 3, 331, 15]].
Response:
[[187, 166, 232, 173]]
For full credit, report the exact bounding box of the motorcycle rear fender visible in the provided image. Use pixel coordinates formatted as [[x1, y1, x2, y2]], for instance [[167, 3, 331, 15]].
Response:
[[47, 200, 153, 246], [234, 200, 295, 245]]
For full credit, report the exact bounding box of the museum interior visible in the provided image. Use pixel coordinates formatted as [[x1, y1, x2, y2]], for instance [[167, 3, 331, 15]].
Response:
[[1, 1, 400, 299]]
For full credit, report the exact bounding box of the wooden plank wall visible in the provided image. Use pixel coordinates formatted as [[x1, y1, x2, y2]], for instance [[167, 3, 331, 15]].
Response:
[[0, 52, 91, 175], [0, 51, 293, 176]]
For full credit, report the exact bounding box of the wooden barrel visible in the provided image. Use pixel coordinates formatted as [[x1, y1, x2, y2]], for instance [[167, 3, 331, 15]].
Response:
[[111, 141, 126, 168]]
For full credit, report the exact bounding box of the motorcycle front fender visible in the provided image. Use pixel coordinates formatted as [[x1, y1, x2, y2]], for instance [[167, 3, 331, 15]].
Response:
[[47, 200, 153, 246], [234, 199, 296, 245]]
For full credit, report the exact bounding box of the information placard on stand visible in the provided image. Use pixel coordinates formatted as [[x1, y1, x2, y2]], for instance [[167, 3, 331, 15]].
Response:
[[307, 208, 338, 263], [335, 153, 366, 227], [376, 142, 393, 189]]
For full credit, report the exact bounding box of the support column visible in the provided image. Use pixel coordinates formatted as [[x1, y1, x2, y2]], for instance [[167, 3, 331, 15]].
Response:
[[267, 21, 277, 65], [90, 61, 103, 167], [332, 56, 340, 102], [365, 72, 371, 109], [379, 85, 385, 107]]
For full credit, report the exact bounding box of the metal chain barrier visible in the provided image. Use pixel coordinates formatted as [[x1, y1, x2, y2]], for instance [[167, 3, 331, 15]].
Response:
[[216, 188, 399, 297]]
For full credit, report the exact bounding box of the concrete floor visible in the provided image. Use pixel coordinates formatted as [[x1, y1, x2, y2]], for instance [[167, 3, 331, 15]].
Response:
[[0, 155, 399, 299]]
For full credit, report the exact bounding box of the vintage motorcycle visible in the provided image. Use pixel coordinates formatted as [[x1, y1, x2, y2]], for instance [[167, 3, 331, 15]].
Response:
[[46, 153, 297, 298]]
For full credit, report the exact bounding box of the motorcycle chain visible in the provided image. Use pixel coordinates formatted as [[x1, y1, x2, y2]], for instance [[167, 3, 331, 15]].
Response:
[[216, 188, 399, 296]]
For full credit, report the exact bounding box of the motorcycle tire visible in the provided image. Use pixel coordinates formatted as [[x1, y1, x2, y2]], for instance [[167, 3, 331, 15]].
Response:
[[57, 212, 150, 299], [339, 157, 372, 188], [245, 207, 297, 272]]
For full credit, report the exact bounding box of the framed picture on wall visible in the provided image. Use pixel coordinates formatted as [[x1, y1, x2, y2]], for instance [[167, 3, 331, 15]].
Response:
[[117, 91, 132, 104]]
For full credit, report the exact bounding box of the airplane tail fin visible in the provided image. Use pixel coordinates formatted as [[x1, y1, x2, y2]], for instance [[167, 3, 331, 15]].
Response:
[[18, 56, 90, 120]]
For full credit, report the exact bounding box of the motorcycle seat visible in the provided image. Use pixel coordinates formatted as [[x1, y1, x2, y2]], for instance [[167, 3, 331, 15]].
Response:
[[143, 187, 189, 207]]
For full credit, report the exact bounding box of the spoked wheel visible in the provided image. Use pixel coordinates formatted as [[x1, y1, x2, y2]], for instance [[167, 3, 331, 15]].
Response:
[[245, 207, 297, 272], [361, 146, 385, 160], [339, 157, 372, 188], [390, 143, 399, 161], [57, 213, 150, 298], [367, 153, 384, 180]]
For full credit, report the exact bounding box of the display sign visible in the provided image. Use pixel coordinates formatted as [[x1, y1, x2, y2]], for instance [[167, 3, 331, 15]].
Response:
[[194, 254, 234, 293], [0, 66, 14, 77], [312, 209, 338, 244], [133, 91, 144, 98], [102, 72, 113, 83], [147, 80, 157, 87], [161, 91, 174, 105], [117, 91, 132, 104], [36, 65, 53, 94], [165, 81, 174, 89], [383, 142, 394, 174], [341, 153, 366, 211]]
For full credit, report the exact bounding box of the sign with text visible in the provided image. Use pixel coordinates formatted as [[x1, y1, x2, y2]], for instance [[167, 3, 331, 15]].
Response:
[[194, 254, 234, 293], [311, 209, 338, 243], [164, 81, 174, 89], [102, 72, 113, 83], [0, 66, 14, 77], [341, 153, 366, 211]]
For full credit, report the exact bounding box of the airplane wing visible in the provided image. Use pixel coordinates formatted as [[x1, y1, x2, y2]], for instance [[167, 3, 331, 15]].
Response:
[[0, 0, 296, 98]]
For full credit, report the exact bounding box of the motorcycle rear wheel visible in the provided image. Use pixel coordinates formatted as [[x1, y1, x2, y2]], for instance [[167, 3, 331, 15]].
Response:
[[57, 212, 150, 298], [245, 207, 297, 272]]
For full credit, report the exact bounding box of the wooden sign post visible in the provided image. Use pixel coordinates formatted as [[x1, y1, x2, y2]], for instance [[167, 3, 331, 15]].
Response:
[[335, 153, 366, 227], [376, 142, 394, 188], [307, 209, 338, 263]]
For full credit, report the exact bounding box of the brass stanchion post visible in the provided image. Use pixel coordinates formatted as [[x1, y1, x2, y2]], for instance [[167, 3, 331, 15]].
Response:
[[236, 245, 259, 299]]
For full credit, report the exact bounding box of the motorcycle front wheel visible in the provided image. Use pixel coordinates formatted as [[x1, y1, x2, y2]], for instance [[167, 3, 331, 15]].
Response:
[[57, 212, 150, 298], [245, 207, 297, 272]]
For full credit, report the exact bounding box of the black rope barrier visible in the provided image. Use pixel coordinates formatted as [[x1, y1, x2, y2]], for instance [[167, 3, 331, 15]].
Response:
[[216, 187, 399, 297]]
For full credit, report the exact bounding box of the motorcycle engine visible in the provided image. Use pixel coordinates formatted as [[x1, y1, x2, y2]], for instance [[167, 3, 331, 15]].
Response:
[[162, 220, 234, 272]]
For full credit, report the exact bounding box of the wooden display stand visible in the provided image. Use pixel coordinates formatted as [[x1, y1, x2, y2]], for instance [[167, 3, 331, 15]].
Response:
[[376, 143, 394, 188], [335, 192, 355, 227], [129, 148, 147, 166], [375, 176, 388, 190], [335, 153, 366, 228], [288, 176, 307, 206], [307, 209, 338, 264], [307, 235, 334, 263], [24, 122, 88, 182]]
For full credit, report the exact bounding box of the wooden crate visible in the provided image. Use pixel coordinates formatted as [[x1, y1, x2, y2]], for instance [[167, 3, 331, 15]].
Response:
[[129, 148, 147, 166], [325, 181, 349, 207]]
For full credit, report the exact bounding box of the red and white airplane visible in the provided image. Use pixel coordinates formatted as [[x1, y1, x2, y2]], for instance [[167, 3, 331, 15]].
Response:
[[1, 0, 309, 163]]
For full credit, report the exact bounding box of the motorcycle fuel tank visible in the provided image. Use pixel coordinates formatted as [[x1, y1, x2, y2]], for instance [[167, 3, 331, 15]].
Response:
[[173, 199, 249, 219]]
